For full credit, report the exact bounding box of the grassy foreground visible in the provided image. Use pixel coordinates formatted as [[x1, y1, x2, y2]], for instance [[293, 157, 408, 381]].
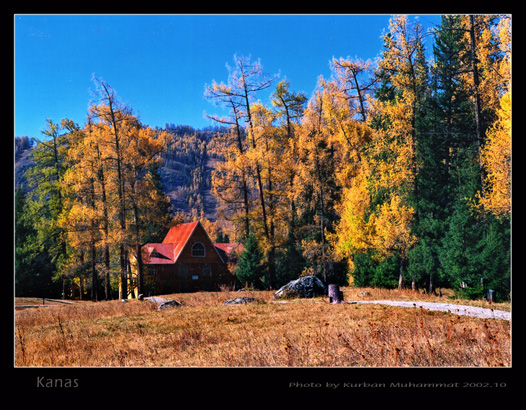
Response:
[[14, 288, 511, 367]]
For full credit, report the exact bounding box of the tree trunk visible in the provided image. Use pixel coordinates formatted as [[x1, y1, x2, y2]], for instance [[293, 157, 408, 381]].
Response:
[[119, 245, 127, 299], [232, 103, 251, 239], [93, 135, 111, 300], [468, 15, 486, 193], [88, 175, 99, 302], [100, 80, 128, 300], [131, 177, 143, 297], [136, 243, 144, 296], [245, 95, 270, 244], [104, 246, 110, 300], [319, 186, 328, 283], [91, 243, 98, 301], [127, 254, 135, 299], [398, 257, 404, 290], [351, 68, 367, 123], [242, 75, 273, 287]]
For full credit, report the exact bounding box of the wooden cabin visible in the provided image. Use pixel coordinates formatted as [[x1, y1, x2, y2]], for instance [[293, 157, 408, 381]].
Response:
[[129, 221, 242, 297]]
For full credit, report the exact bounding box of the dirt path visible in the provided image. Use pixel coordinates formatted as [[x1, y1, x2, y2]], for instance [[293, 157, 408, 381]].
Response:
[[354, 300, 511, 321]]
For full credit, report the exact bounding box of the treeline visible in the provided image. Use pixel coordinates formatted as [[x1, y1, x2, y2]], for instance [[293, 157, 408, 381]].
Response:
[[15, 15, 510, 301], [15, 136, 33, 157], [15, 89, 227, 299], [206, 15, 510, 300], [15, 78, 172, 300]]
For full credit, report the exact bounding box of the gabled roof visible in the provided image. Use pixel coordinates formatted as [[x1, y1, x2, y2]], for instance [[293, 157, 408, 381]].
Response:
[[213, 242, 244, 254], [143, 243, 175, 264], [142, 221, 233, 265], [213, 242, 244, 264], [162, 221, 200, 263]]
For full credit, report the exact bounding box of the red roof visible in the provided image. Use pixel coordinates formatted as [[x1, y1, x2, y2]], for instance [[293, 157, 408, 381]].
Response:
[[141, 221, 241, 265], [162, 221, 199, 262], [142, 243, 175, 264], [213, 242, 244, 254]]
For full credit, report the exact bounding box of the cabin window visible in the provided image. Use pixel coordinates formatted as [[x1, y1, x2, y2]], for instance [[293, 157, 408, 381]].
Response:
[[191, 242, 205, 257], [178, 263, 188, 278], [202, 264, 211, 276]]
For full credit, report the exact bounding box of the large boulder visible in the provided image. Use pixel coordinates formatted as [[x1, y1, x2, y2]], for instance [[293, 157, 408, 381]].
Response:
[[274, 276, 327, 299]]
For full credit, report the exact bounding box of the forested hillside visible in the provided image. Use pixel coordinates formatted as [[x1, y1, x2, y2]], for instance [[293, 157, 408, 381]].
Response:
[[15, 15, 510, 302], [160, 124, 225, 221], [16, 127, 223, 219]]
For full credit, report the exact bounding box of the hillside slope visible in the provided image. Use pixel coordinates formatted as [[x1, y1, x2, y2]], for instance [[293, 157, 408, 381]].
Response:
[[14, 126, 224, 220], [160, 125, 222, 220]]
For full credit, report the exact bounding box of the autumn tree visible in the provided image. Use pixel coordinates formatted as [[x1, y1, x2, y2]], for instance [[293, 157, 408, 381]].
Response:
[[294, 82, 341, 282], [233, 56, 277, 260], [87, 78, 130, 298], [86, 117, 112, 299], [479, 92, 510, 218], [205, 68, 251, 239], [330, 57, 377, 123], [358, 15, 428, 290], [271, 79, 307, 230], [124, 122, 170, 296], [271, 80, 308, 284], [478, 16, 510, 218], [206, 55, 279, 287], [59, 119, 102, 300], [56, 77, 171, 300]]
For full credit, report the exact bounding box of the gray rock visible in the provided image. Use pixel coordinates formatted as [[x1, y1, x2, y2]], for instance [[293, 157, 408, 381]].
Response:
[[157, 300, 181, 310], [359, 291, 371, 297], [274, 276, 327, 299], [144, 296, 168, 304], [223, 297, 260, 305]]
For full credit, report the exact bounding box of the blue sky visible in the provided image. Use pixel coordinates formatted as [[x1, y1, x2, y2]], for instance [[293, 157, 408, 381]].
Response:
[[15, 14, 441, 139]]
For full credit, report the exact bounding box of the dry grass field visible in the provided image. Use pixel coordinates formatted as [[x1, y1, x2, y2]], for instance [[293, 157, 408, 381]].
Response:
[[14, 288, 511, 367]]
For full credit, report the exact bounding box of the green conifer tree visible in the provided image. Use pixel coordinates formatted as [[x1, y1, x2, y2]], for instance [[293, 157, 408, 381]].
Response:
[[235, 233, 266, 290]]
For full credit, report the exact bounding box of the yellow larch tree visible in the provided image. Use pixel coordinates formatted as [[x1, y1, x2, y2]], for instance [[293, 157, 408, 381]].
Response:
[[59, 119, 105, 300], [478, 16, 511, 218], [324, 59, 376, 279], [337, 15, 424, 289], [247, 102, 289, 287], [480, 90, 511, 218], [59, 78, 171, 300], [210, 127, 253, 241], [293, 82, 342, 282]]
